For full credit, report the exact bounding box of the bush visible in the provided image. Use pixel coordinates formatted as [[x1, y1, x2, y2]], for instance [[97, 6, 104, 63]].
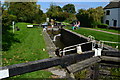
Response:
[[97, 23, 108, 28], [109, 27, 120, 31]]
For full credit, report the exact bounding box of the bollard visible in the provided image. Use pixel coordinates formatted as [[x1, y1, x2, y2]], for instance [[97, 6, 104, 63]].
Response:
[[94, 48, 102, 57], [97, 48, 102, 56], [63, 50, 66, 56], [0, 69, 9, 79], [77, 45, 82, 54]]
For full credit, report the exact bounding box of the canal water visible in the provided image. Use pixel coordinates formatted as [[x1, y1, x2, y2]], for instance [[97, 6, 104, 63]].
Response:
[[47, 28, 65, 49]]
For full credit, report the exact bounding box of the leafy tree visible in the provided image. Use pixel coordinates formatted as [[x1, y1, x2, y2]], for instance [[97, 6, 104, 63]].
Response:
[[8, 2, 44, 23], [41, 13, 47, 22], [76, 7, 104, 27], [56, 6, 63, 12], [9, 2, 35, 22], [2, 10, 18, 51], [33, 7, 44, 23], [46, 4, 76, 22], [64, 12, 77, 23], [88, 7, 104, 27], [2, 2, 45, 50], [76, 9, 91, 27], [62, 4, 76, 14], [46, 4, 65, 21]]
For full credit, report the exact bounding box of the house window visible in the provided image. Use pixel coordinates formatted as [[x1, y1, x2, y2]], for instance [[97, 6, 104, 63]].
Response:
[[106, 20, 109, 25], [113, 20, 117, 26], [106, 10, 110, 15]]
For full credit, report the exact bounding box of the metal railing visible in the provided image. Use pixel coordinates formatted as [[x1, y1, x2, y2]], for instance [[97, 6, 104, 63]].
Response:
[[59, 41, 94, 56]]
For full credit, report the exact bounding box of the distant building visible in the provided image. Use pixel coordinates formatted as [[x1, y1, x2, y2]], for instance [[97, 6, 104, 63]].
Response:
[[103, 1, 120, 28]]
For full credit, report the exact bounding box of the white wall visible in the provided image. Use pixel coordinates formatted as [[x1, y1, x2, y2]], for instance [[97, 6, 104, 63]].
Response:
[[104, 8, 120, 28], [118, 8, 120, 27]]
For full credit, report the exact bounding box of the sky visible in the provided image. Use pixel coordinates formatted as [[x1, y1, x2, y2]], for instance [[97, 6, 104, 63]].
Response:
[[37, 2, 110, 13], [1, 0, 110, 13], [0, 0, 111, 2]]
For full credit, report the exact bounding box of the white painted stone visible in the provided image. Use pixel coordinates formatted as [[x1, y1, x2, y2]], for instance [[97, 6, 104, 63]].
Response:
[[77, 45, 82, 54], [27, 25, 33, 27], [0, 69, 9, 79], [97, 48, 102, 56], [94, 48, 102, 57], [94, 49, 98, 57]]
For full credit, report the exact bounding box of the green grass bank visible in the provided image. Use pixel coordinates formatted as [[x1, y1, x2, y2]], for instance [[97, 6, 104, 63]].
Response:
[[2, 22, 52, 78]]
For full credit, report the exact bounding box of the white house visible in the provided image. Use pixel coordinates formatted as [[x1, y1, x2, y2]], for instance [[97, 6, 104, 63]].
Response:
[[103, 1, 120, 28]]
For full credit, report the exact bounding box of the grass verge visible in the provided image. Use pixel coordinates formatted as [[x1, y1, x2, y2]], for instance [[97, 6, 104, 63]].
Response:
[[2, 22, 52, 78]]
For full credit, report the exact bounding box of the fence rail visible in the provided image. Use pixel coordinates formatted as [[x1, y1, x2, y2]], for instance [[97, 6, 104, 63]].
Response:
[[0, 51, 94, 79], [0, 50, 120, 79]]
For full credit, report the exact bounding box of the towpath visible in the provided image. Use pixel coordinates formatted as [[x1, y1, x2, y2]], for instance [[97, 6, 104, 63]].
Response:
[[82, 27, 120, 35]]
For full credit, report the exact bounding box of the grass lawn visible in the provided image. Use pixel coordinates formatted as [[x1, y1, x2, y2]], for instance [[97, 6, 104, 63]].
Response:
[[66, 26, 120, 50], [2, 22, 52, 78]]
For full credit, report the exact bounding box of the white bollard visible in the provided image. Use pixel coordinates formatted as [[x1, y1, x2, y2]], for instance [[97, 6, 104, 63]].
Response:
[[77, 45, 82, 54], [97, 48, 102, 56], [0, 69, 9, 79], [94, 49, 98, 57], [63, 50, 65, 56], [94, 48, 102, 57]]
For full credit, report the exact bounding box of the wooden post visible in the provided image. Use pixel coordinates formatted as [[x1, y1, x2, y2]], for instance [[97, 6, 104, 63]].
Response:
[[65, 70, 76, 80], [91, 64, 99, 80]]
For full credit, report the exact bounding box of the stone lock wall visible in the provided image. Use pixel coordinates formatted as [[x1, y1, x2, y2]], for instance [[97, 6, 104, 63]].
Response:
[[60, 29, 92, 52]]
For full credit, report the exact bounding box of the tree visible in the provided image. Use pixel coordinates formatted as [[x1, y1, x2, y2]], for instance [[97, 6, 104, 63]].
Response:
[[62, 4, 76, 14], [46, 4, 77, 22], [56, 6, 63, 12], [76, 9, 91, 27], [76, 7, 104, 27], [9, 2, 35, 22], [46, 4, 65, 21], [2, 2, 45, 50], [8, 2, 44, 23], [87, 7, 104, 27], [33, 7, 44, 23], [2, 10, 18, 51]]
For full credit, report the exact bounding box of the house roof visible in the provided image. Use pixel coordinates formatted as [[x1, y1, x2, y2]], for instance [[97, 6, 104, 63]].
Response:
[[104, 1, 120, 9]]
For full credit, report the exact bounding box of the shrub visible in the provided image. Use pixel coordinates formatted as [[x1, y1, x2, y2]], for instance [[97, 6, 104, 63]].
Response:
[[109, 27, 120, 31], [97, 23, 108, 28]]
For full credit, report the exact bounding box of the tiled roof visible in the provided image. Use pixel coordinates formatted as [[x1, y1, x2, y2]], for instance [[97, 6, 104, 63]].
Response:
[[104, 1, 120, 9]]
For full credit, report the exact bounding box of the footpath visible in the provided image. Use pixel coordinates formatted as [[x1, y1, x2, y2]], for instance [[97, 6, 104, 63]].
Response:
[[82, 27, 120, 35]]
